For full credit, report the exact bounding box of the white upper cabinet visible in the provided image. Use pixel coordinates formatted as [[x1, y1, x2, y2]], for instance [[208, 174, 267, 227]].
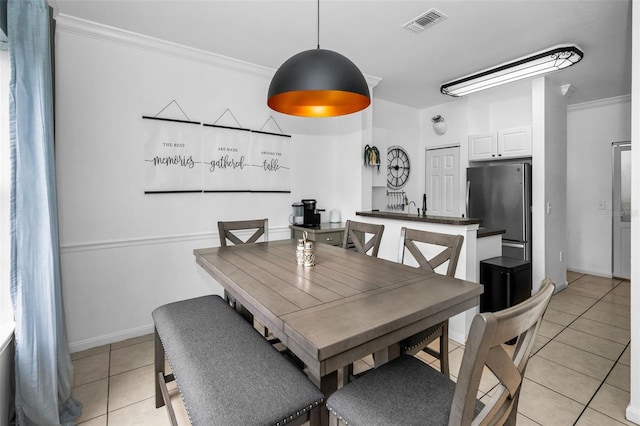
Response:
[[468, 133, 497, 161], [468, 125, 531, 161], [497, 126, 532, 158]]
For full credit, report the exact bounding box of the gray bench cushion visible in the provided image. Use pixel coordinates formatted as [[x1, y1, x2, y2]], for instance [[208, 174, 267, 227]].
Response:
[[326, 355, 484, 425], [152, 295, 324, 426]]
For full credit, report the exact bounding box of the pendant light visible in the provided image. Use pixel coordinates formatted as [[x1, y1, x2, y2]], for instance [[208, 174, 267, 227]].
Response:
[[267, 0, 370, 117]]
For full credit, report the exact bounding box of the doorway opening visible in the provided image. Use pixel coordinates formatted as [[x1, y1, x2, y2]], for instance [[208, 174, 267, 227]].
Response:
[[612, 141, 631, 280]]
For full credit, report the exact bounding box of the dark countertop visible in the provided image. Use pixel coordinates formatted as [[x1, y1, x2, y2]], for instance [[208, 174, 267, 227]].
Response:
[[289, 222, 345, 233], [477, 227, 506, 238], [356, 211, 481, 226]]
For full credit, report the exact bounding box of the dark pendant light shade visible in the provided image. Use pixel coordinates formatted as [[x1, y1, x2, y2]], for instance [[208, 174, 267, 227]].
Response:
[[267, 48, 371, 117]]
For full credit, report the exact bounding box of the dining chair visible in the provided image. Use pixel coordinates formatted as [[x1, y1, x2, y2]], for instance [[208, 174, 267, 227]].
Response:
[[218, 218, 269, 247], [217, 219, 269, 333], [398, 227, 464, 377], [326, 279, 555, 426], [341, 220, 385, 257]]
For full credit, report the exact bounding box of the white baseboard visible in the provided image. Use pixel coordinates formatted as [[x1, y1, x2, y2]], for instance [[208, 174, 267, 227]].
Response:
[[69, 323, 155, 353], [566, 266, 612, 279], [448, 329, 465, 346], [626, 404, 640, 425], [554, 281, 568, 293]]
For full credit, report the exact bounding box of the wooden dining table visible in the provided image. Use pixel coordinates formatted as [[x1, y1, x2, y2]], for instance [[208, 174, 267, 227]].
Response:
[[194, 239, 483, 422]]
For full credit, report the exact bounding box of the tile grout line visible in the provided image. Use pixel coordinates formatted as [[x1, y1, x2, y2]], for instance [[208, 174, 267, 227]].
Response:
[[519, 277, 629, 424], [540, 278, 629, 354], [571, 340, 631, 426], [561, 278, 628, 426], [106, 344, 112, 425], [486, 274, 612, 405]]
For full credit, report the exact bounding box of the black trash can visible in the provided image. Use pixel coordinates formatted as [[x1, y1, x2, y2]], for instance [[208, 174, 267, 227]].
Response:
[[479, 256, 532, 313]]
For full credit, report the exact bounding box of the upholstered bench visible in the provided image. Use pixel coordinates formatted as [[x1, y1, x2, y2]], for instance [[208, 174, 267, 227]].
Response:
[[152, 295, 324, 426]]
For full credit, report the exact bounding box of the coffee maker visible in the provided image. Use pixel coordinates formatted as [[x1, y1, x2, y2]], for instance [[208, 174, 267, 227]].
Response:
[[290, 202, 304, 225], [301, 199, 323, 227]]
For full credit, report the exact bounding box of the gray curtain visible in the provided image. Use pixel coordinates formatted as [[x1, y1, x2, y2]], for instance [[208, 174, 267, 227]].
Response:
[[8, 0, 82, 424]]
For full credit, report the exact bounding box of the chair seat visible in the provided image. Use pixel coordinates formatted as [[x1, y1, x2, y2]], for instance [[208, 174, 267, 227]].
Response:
[[326, 355, 484, 426]]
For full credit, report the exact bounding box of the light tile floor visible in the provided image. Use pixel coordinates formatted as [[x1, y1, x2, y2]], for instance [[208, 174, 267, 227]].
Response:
[[71, 271, 632, 425]]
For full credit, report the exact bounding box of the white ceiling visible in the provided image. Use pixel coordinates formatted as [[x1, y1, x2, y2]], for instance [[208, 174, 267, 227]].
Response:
[[51, 0, 632, 109]]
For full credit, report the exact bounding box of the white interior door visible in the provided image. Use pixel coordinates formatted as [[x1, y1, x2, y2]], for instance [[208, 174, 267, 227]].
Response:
[[612, 142, 631, 279], [425, 146, 460, 217]]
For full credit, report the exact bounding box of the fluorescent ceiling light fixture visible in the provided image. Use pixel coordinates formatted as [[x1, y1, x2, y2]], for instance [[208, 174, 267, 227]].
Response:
[[441, 45, 584, 97]]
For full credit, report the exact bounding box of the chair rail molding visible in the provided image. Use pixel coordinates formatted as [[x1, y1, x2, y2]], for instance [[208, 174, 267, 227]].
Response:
[[60, 226, 291, 253]]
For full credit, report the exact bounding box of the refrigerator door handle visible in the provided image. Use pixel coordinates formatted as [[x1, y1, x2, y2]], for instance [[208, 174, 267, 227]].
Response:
[[521, 167, 527, 241], [465, 181, 471, 218], [502, 241, 525, 248]]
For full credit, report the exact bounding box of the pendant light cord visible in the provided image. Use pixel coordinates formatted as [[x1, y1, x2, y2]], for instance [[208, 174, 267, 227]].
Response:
[[317, 0, 320, 49]]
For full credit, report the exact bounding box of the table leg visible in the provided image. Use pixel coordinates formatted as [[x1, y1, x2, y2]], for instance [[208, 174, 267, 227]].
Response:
[[373, 342, 400, 367]]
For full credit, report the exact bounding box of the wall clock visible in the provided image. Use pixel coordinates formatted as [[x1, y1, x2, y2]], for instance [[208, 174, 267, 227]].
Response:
[[387, 145, 410, 189]]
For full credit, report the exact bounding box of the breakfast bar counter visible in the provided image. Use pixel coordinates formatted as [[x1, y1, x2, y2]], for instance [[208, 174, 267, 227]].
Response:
[[356, 210, 481, 225]]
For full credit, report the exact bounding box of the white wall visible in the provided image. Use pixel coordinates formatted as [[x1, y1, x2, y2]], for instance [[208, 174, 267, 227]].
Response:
[[54, 16, 369, 351], [566, 96, 632, 276], [370, 98, 421, 211], [625, 1, 639, 422], [0, 339, 13, 425], [542, 78, 568, 290], [421, 97, 470, 217], [467, 80, 532, 134]]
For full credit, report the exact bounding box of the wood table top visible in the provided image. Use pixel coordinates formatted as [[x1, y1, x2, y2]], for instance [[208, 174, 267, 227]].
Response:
[[194, 240, 483, 370]]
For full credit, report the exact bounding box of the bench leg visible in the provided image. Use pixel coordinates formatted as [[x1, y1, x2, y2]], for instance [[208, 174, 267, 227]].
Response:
[[155, 328, 165, 409], [155, 329, 179, 426]]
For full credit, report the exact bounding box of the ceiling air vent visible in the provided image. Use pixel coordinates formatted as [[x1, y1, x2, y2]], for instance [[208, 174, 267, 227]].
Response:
[[402, 8, 448, 33]]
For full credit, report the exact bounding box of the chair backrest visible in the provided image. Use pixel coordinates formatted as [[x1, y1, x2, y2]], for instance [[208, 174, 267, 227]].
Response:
[[218, 219, 268, 247], [342, 220, 385, 257], [449, 279, 555, 426], [398, 227, 464, 277]]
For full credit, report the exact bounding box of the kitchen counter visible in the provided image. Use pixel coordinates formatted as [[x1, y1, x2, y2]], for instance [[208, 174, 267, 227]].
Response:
[[356, 210, 481, 225], [356, 211, 504, 239]]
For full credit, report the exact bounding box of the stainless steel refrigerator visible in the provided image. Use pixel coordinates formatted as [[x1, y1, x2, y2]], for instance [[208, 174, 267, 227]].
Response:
[[466, 163, 532, 260]]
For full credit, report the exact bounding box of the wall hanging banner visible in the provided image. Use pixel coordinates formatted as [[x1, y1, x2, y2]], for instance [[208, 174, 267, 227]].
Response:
[[143, 117, 291, 193], [144, 118, 202, 193], [249, 130, 291, 192], [202, 125, 252, 191]]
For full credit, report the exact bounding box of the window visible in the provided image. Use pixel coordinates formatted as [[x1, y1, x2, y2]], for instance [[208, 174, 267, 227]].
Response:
[[0, 48, 14, 345]]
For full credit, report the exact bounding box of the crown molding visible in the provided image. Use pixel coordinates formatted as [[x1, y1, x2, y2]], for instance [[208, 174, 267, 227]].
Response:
[[55, 14, 275, 78], [54, 14, 381, 88], [568, 94, 631, 112]]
